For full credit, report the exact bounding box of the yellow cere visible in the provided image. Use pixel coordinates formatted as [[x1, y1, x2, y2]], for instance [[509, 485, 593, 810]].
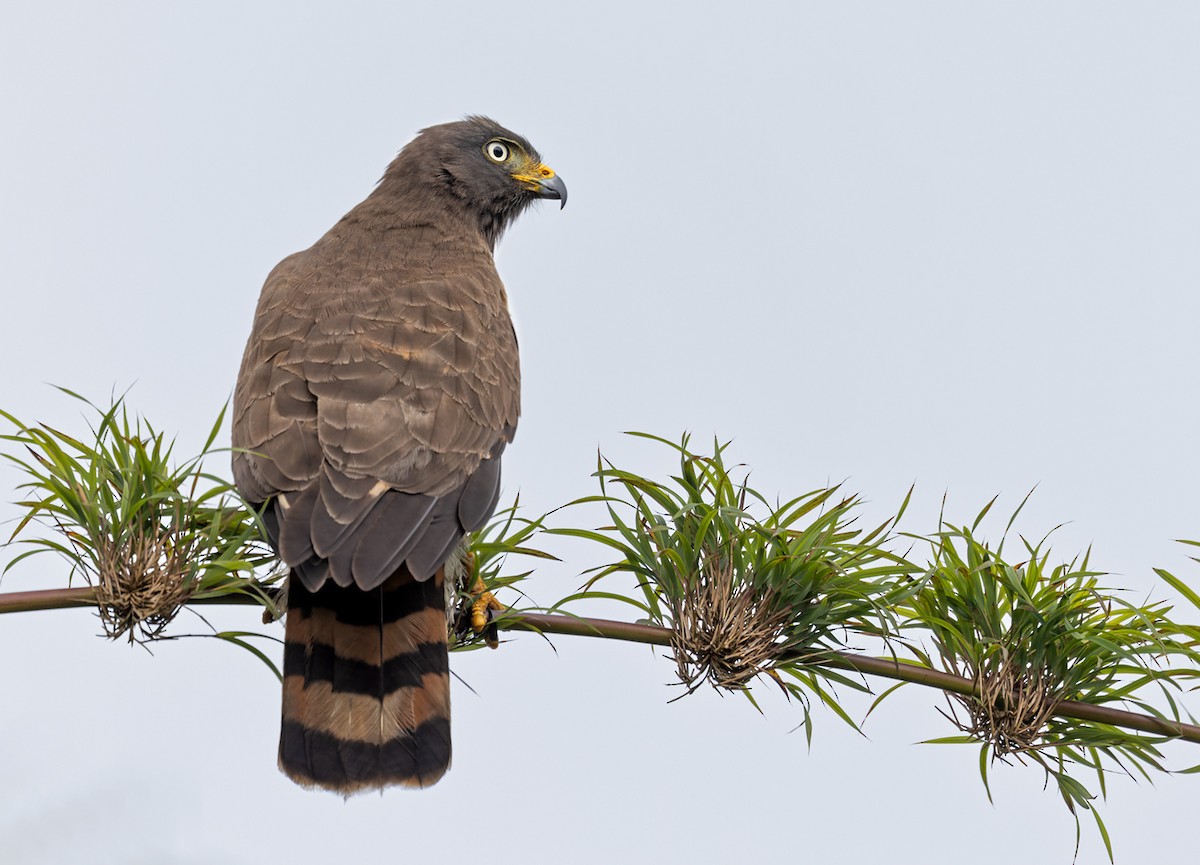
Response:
[[512, 162, 556, 190]]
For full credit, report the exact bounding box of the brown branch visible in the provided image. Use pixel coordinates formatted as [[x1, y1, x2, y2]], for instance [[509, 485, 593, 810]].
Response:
[[0, 586, 275, 613], [495, 613, 1200, 744], [0, 586, 98, 613], [4, 587, 1200, 744]]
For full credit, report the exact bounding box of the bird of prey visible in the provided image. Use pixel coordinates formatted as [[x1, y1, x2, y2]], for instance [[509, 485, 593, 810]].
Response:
[[231, 117, 565, 793]]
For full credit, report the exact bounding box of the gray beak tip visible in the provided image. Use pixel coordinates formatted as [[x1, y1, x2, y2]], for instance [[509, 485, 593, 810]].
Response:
[[536, 174, 567, 209]]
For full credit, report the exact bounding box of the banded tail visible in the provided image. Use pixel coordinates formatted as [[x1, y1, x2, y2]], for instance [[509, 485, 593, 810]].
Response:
[[279, 568, 451, 793]]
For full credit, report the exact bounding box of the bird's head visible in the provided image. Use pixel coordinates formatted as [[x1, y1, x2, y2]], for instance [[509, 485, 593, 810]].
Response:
[[386, 116, 566, 246]]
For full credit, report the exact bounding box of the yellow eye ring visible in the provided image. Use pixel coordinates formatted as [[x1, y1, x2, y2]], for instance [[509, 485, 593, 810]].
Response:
[[484, 140, 510, 163]]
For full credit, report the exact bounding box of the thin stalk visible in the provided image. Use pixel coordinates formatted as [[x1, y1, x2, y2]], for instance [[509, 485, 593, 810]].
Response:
[[0, 586, 100, 613], [3, 587, 1199, 744], [0, 586, 270, 613]]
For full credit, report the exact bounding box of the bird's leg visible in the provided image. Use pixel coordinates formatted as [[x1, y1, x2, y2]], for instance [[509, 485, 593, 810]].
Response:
[[464, 551, 505, 649]]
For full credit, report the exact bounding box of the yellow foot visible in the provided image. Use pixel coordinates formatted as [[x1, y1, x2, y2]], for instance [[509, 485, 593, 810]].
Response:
[[469, 569, 505, 649]]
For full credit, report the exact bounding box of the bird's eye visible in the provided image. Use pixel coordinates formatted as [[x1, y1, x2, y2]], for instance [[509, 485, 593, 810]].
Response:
[[484, 141, 510, 163]]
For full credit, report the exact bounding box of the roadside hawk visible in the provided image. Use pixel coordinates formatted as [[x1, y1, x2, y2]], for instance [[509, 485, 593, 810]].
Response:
[[231, 117, 565, 792]]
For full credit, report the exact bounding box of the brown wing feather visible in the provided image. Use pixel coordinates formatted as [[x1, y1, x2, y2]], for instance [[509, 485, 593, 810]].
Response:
[[232, 117, 560, 794], [232, 232, 519, 589]]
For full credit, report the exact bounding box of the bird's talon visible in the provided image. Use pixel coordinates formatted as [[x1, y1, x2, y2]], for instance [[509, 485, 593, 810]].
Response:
[[468, 572, 505, 648], [470, 590, 505, 646]]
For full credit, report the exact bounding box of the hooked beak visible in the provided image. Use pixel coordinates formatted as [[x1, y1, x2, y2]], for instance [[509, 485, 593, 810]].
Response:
[[535, 172, 567, 209], [515, 163, 568, 209]]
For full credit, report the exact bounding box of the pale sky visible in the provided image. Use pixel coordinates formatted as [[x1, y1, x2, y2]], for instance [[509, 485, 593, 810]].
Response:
[[2, 3, 1199, 863]]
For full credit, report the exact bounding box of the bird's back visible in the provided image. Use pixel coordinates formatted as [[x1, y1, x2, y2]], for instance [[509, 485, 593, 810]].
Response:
[[232, 117, 563, 792]]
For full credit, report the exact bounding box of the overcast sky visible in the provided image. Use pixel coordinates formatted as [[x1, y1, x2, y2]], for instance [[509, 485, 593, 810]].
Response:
[[2, 3, 1199, 863]]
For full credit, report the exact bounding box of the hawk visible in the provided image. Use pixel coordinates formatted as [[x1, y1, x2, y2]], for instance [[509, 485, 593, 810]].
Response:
[[232, 117, 565, 792]]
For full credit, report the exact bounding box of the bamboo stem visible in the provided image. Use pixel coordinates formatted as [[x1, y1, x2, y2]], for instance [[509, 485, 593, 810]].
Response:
[[4, 586, 1199, 744], [506, 611, 1200, 743], [0, 586, 96, 613]]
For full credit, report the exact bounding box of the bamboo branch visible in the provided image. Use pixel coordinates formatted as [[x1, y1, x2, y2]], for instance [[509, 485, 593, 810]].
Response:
[[506, 611, 1200, 743], [0, 586, 274, 613], [0, 586, 97, 613], [4, 586, 1199, 744]]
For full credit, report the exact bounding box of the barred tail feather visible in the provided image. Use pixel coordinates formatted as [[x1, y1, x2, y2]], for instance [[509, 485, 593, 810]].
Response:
[[279, 568, 451, 792]]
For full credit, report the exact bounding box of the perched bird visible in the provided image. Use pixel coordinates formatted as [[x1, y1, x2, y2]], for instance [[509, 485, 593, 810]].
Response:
[[231, 117, 565, 793]]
